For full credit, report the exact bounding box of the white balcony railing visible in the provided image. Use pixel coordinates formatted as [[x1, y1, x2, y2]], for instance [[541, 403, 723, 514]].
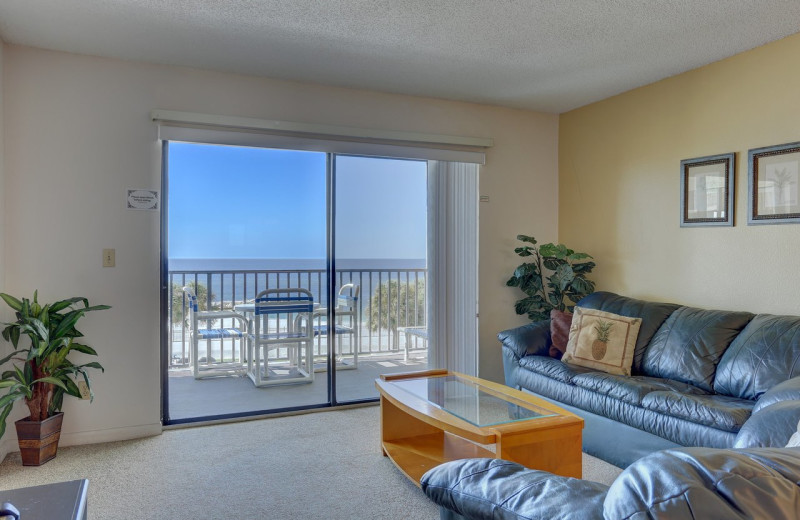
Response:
[[168, 265, 427, 368]]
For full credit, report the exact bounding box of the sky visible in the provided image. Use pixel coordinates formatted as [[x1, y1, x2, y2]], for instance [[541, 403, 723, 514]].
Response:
[[168, 142, 427, 260]]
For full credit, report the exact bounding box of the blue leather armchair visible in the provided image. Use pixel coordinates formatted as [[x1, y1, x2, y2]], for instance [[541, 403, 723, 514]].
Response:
[[423, 447, 800, 519]]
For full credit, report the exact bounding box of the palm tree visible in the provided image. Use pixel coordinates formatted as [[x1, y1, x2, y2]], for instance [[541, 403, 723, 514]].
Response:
[[366, 279, 425, 332], [171, 282, 215, 326]]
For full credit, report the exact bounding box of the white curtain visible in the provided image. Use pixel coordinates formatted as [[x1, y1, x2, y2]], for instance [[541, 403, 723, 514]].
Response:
[[427, 161, 479, 376]]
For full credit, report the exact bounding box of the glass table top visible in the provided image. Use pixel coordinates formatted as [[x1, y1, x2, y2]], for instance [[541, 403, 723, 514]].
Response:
[[388, 374, 557, 427]]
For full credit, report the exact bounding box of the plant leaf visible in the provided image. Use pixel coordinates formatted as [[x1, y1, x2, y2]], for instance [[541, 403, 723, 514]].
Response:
[[78, 361, 104, 372], [570, 276, 596, 295], [69, 343, 98, 356], [555, 264, 575, 291], [0, 294, 23, 312], [31, 377, 68, 391], [18, 365, 29, 385], [571, 261, 596, 274], [82, 304, 111, 312], [0, 399, 19, 439], [49, 298, 82, 313], [52, 310, 86, 340], [0, 389, 25, 410], [0, 349, 24, 367]]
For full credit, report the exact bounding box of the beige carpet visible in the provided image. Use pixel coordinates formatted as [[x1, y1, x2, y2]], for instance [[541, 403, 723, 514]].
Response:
[[0, 406, 622, 519]]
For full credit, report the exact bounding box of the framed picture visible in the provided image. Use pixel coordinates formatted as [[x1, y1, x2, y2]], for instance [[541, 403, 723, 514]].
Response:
[[748, 141, 800, 225], [680, 153, 734, 227]]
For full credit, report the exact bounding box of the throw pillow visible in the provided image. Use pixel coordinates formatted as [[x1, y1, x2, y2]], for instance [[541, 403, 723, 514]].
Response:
[[787, 419, 800, 448], [549, 309, 572, 359], [562, 307, 642, 376]]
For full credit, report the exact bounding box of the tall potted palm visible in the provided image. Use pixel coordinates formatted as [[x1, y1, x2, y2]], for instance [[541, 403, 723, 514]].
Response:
[[0, 291, 109, 465]]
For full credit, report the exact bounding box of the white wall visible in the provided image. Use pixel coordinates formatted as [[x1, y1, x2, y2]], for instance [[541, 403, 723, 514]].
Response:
[[2, 44, 558, 447]]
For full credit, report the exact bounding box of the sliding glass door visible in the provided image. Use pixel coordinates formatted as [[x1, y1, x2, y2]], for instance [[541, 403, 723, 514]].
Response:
[[332, 155, 429, 403], [164, 142, 330, 422], [162, 145, 432, 422]]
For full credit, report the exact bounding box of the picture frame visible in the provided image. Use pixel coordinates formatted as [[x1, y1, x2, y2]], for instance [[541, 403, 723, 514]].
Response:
[[748, 141, 800, 225], [680, 153, 735, 227]]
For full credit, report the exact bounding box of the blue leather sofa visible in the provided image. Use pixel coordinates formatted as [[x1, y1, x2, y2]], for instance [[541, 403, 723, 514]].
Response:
[[499, 292, 800, 467], [421, 292, 800, 519]]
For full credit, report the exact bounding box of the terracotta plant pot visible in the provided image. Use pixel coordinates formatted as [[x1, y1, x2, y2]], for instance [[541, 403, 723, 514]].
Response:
[[15, 412, 64, 466]]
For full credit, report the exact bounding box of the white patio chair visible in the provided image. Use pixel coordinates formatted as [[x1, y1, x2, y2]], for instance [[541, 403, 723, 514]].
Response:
[[247, 288, 315, 386], [182, 286, 248, 379], [313, 283, 360, 370], [397, 326, 428, 361]]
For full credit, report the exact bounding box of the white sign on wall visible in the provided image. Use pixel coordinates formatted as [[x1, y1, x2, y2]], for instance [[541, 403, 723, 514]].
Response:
[[127, 189, 159, 210]]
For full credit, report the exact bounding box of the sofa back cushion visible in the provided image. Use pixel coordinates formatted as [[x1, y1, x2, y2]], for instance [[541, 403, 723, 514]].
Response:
[[714, 314, 800, 400], [641, 307, 753, 392], [576, 292, 679, 375]]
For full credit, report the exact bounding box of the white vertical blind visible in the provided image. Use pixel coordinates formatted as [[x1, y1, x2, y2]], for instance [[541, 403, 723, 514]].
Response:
[[427, 161, 479, 376]]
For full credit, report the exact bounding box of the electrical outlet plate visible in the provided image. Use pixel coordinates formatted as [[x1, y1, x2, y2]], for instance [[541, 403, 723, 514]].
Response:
[[77, 380, 91, 400]]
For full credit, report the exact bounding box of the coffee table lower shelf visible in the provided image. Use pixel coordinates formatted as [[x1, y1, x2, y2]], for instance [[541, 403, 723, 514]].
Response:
[[376, 370, 583, 487], [382, 431, 495, 484]]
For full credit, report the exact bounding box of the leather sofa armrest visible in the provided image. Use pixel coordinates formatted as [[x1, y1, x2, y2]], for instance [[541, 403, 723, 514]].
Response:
[[499, 321, 552, 387], [735, 400, 800, 448], [498, 320, 552, 360], [421, 458, 607, 520], [754, 375, 800, 413]]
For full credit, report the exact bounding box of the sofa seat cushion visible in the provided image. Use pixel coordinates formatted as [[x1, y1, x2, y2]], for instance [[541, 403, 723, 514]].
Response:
[[641, 307, 753, 392], [571, 373, 708, 407], [641, 391, 754, 432], [515, 370, 736, 448], [518, 356, 597, 384]]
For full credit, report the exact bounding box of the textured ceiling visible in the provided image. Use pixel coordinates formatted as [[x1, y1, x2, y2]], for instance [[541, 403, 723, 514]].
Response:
[[1, 1, 799, 113]]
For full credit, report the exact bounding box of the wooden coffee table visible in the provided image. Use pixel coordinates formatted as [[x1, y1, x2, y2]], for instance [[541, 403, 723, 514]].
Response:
[[375, 369, 583, 486]]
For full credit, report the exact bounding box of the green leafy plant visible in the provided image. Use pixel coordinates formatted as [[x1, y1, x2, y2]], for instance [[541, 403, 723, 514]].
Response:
[[506, 235, 596, 321], [0, 291, 109, 438]]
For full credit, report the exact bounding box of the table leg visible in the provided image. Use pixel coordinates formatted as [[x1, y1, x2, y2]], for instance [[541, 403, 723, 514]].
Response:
[[495, 424, 582, 478]]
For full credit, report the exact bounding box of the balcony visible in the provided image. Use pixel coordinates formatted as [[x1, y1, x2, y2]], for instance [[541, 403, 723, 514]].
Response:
[[166, 262, 428, 421]]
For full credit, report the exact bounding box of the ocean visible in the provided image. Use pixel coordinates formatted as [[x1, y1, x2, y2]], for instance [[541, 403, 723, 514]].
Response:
[[168, 258, 426, 306], [169, 258, 426, 272]]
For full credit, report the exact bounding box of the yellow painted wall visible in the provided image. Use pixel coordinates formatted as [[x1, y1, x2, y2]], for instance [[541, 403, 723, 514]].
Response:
[[560, 32, 800, 315]]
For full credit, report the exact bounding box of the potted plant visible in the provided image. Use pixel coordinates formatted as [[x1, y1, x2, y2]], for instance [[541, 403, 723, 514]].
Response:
[[506, 234, 596, 321], [0, 291, 109, 466]]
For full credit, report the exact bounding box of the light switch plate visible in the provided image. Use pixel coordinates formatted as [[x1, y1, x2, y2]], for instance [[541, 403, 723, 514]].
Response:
[[103, 248, 115, 267]]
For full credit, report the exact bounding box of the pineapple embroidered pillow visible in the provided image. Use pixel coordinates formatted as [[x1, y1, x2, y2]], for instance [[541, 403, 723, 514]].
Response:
[[562, 307, 642, 376]]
